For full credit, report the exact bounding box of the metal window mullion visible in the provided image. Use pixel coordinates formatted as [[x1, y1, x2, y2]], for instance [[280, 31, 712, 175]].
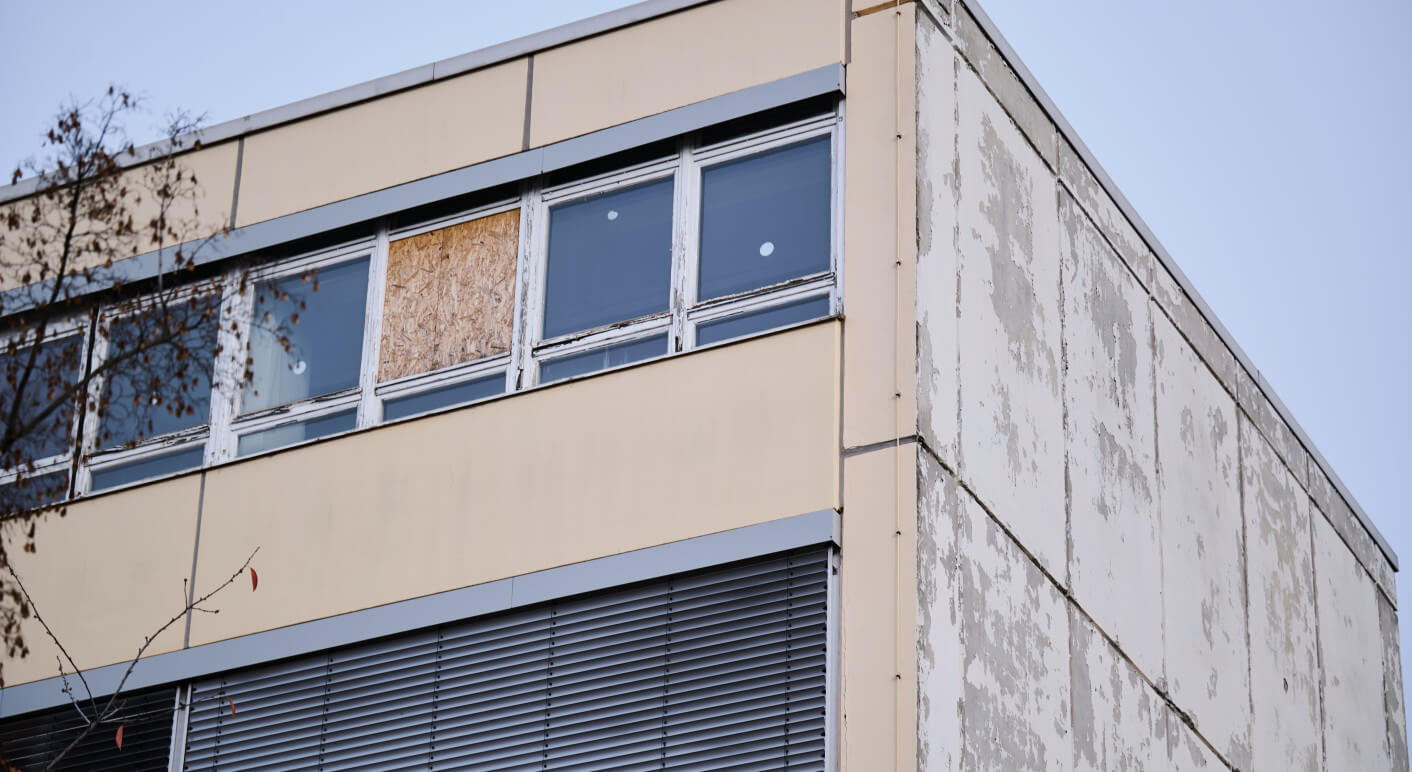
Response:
[[356, 223, 389, 429], [168, 684, 192, 772], [670, 136, 698, 353], [73, 315, 108, 496], [829, 105, 845, 317], [508, 185, 539, 393], [232, 391, 362, 436], [687, 276, 835, 326], [522, 185, 551, 388], [533, 317, 672, 361], [206, 270, 251, 466]]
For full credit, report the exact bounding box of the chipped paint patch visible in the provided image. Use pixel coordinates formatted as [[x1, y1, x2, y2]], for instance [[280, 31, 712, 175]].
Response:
[[1241, 415, 1320, 771], [1314, 511, 1392, 770], [1154, 311, 1251, 769], [955, 63, 1066, 580], [917, 450, 964, 771], [1059, 189, 1162, 684], [1069, 609, 1166, 771]]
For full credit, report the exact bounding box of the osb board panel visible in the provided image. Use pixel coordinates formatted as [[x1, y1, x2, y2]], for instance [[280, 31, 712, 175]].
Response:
[[379, 210, 518, 381]]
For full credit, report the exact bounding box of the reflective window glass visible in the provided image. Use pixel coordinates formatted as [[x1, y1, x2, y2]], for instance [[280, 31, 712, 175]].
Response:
[[99, 296, 219, 448], [383, 375, 503, 422], [539, 335, 667, 384], [243, 258, 370, 414], [543, 178, 674, 338], [90, 446, 204, 492], [0, 471, 67, 513], [237, 410, 356, 457], [698, 136, 831, 301], [0, 336, 81, 464], [695, 296, 830, 346]]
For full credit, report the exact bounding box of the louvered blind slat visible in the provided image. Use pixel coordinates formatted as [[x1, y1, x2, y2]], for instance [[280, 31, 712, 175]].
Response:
[[183, 547, 828, 770]]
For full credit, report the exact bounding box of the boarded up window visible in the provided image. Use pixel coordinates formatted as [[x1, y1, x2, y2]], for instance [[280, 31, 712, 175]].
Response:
[[379, 210, 518, 381]]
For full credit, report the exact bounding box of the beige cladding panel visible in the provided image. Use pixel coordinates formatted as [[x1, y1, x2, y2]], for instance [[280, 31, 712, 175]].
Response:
[[1, 476, 201, 687], [529, 0, 845, 147], [189, 322, 841, 646], [122, 140, 240, 247], [235, 59, 527, 228]]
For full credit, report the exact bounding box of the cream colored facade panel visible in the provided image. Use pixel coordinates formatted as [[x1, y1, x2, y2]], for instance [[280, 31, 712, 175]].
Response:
[[235, 60, 527, 228], [840, 443, 918, 771], [1, 477, 201, 687], [529, 0, 845, 147], [843, 7, 918, 450], [189, 322, 841, 646]]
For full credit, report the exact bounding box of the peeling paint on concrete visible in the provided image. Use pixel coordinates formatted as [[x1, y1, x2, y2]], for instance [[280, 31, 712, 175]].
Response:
[[1148, 260, 1237, 395], [1235, 365, 1308, 491], [917, 450, 964, 771], [955, 62, 1066, 581], [1154, 311, 1251, 769], [1379, 595, 1409, 771], [1168, 711, 1222, 771], [1307, 458, 1397, 607], [1315, 511, 1393, 771], [956, 470, 1072, 771], [1059, 189, 1163, 685], [1069, 609, 1166, 771], [916, 21, 961, 472], [1241, 415, 1320, 771], [951, 3, 1057, 170], [1056, 138, 1153, 291]]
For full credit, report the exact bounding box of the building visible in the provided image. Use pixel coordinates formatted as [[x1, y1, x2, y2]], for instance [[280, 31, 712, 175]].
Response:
[[0, 0, 1403, 769]]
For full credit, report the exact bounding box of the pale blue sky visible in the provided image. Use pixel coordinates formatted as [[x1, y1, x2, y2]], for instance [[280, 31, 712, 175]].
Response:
[[2, 0, 1409, 718]]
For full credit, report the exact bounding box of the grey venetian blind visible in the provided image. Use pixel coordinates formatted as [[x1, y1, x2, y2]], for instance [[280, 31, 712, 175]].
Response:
[[181, 548, 829, 770], [0, 685, 175, 771]]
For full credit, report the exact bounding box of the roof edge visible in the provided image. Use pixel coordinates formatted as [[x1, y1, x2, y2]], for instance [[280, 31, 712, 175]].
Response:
[[0, 0, 715, 205], [955, 0, 1397, 569]]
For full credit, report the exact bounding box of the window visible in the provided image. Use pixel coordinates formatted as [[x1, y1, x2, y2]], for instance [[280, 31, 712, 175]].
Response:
[[527, 113, 837, 383], [1, 105, 840, 496], [0, 326, 85, 509]]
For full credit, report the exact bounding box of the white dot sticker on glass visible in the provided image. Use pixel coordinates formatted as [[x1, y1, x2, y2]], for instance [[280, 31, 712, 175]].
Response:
[[759, 241, 775, 257], [292, 360, 308, 375], [606, 210, 619, 221]]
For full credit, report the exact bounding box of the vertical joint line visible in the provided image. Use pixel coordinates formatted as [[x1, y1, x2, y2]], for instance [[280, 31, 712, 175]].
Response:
[[521, 55, 535, 153], [183, 471, 207, 649], [228, 137, 244, 232]]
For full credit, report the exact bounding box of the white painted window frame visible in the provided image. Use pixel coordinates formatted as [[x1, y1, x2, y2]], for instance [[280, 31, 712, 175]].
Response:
[[5, 103, 843, 495], [0, 314, 91, 497], [521, 112, 841, 384]]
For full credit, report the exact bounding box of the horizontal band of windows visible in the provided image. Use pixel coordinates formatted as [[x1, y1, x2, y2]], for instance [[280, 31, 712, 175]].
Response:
[[381, 374, 504, 422], [538, 335, 669, 385], [237, 410, 357, 457]]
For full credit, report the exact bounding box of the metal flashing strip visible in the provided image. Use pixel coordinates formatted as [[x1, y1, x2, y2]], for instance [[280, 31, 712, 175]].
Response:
[[0, 0, 719, 204], [957, 0, 1397, 569], [0, 63, 844, 316], [0, 508, 839, 719]]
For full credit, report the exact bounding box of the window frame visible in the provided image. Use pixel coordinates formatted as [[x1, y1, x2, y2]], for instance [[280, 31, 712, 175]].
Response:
[[0, 315, 91, 501], [521, 112, 840, 385], [8, 103, 843, 496]]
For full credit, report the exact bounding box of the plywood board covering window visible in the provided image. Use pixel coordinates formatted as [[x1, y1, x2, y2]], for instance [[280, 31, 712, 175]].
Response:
[[379, 210, 518, 381]]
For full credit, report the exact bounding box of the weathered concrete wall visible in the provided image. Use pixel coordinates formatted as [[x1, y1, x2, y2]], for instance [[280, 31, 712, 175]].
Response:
[[915, 2, 1404, 768]]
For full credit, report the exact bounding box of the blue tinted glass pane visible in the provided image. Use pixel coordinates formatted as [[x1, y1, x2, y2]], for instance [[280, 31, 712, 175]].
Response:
[[383, 376, 504, 421], [543, 178, 674, 338], [695, 296, 830, 346], [90, 446, 204, 492], [539, 335, 667, 384], [99, 296, 220, 448], [0, 336, 81, 463], [698, 136, 831, 301], [237, 410, 356, 457], [0, 472, 67, 513], [243, 258, 369, 413]]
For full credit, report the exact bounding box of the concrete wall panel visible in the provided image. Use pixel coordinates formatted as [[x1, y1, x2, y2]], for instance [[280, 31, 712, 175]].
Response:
[[1241, 415, 1320, 771], [1168, 714, 1222, 771], [915, 22, 960, 469], [235, 60, 527, 228], [1380, 595, 1409, 771], [1060, 190, 1162, 682], [843, 6, 917, 450], [189, 322, 841, 647], [1315, 510, 1392, 770], [1, 477, 201, 686], [1069, 610, 1167, 772], [530, 0, 844, 147], [955, 63, 1066, 579], [916, 450, 964, 771], [1154, 311, 1250, 767]]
